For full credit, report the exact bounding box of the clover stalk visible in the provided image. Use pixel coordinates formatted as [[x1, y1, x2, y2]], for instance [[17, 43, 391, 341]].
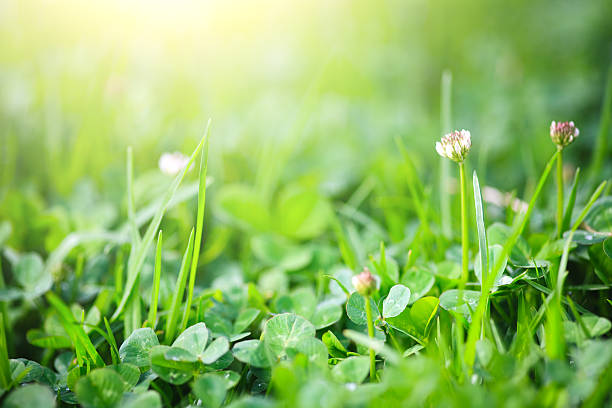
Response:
[[459, 161, 468, 285], [364, 295, 376, 381], [435, 129, 472, 287], [556, 147, 563, 238], [549, 120, 579, 238], [352, 267, 377, 382]]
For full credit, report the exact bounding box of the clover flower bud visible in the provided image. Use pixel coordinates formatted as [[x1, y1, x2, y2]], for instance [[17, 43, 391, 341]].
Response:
[[435, 129, 472, 163], [550, 121, 579, 149], [352, 267, 376, 296]]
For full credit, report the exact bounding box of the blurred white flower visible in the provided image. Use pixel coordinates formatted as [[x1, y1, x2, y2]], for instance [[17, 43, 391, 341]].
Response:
[[550, 121, 579, 148], [436, 129, 472, 163], [158, 152, 191, 175]]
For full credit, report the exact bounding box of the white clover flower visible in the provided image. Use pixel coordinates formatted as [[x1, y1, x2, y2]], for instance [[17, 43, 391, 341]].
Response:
[[435, 129, 472, 163], [158, 152, 191, 175], [352, 267, 377, 296], [550, 121, 579, 148]]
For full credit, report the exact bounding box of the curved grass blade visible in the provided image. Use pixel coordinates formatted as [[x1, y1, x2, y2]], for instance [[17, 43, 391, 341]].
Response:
[[473, 171, 488, 287], [561, 167, 581, 235], [180, 119, 211, 332], [112, 128, 208, 320], [47, 292, 104, 367], [464, 150, 559, 370], [147, 230, 163, 329], [165, 228, 194, 344]]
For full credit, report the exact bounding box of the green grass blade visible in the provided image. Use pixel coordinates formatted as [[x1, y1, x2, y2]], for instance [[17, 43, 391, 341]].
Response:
[[473, 171, 488, 287], [46, 292, 105, 367], [331, 216, 357, 271], [147, 230, 163, 329], [180, 120, 211, 332], [590, 62, 612, 177], [546, 180, 606, 359], [127, 146, 141, 247], [112, 129, 208, 320], [561, 167, 581, 234], [464, 150, 560, 370], [165, 228, 195, 344], [0, 313, 12, 390], [103, 317, 120, 365], [440, 70, 452, 239]]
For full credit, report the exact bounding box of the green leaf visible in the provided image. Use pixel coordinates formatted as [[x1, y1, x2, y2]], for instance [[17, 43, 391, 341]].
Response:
[[251, 235, 313, 271], [570, 230, 608, 245], [439, 289, 480, 319], [193, 374, 227, 408], [408, 296, 439, 336], [584, 196, 612, 233], [331, 356, 369, 383], [119, 327, 160, 368], [217, 184, 271, 231], [120, 391, 162, 408], [232, 340, 273, 368], [75, 368, 125, 408], [603, 237, 612, 259], [588, 242, 612, 282], [15, 253, 51, 298], [150, 345, 194, 385], [109, 363, 140, 392], [275, 186, 332, 240], [382, 284, 411, 318], [233, 308, 260, 334], [346, 292, 379, 326], [274, 287, 317, 319], [310, 302, 343, 330], [289, 337, 328, 367], [263, 313, 315, 359], [200, 337, 230, 365], [487, 223, 531, 266], [26, 329, 71, 349], [4, 383, 56, 408], [400, 268, 434, 304], [172, 323, 208, 356], [322, 331, 348, 359]]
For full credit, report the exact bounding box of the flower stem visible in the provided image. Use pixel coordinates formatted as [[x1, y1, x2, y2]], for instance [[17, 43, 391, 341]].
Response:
[[459, 162, 469, 286], [364, 295, 376, 382], [556, 148, 564, 238]]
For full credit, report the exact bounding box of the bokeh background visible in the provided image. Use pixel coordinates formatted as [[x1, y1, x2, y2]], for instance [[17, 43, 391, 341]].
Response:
[[1, 0, 611, 256]]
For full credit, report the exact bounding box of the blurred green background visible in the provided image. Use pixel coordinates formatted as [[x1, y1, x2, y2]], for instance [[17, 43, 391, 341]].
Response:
[[1, 0, 611, 255]]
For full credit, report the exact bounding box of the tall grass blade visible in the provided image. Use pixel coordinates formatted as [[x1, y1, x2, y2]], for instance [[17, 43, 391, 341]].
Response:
[[165, 228, 194, 343], [561, 168, 581, 234], [147, 230, 163, 329], [112, 129, 208, 320], [127, 146, 141, 246], [180, 120, 211, 332], [440, 70, 452, 239], [46, 292, 104, 367], [0, 313, 11, 390], [464, 150, 560, 369], [590, 62, 612, 177], [546, 180, 606, 359], [473, 171, 488, 287]]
